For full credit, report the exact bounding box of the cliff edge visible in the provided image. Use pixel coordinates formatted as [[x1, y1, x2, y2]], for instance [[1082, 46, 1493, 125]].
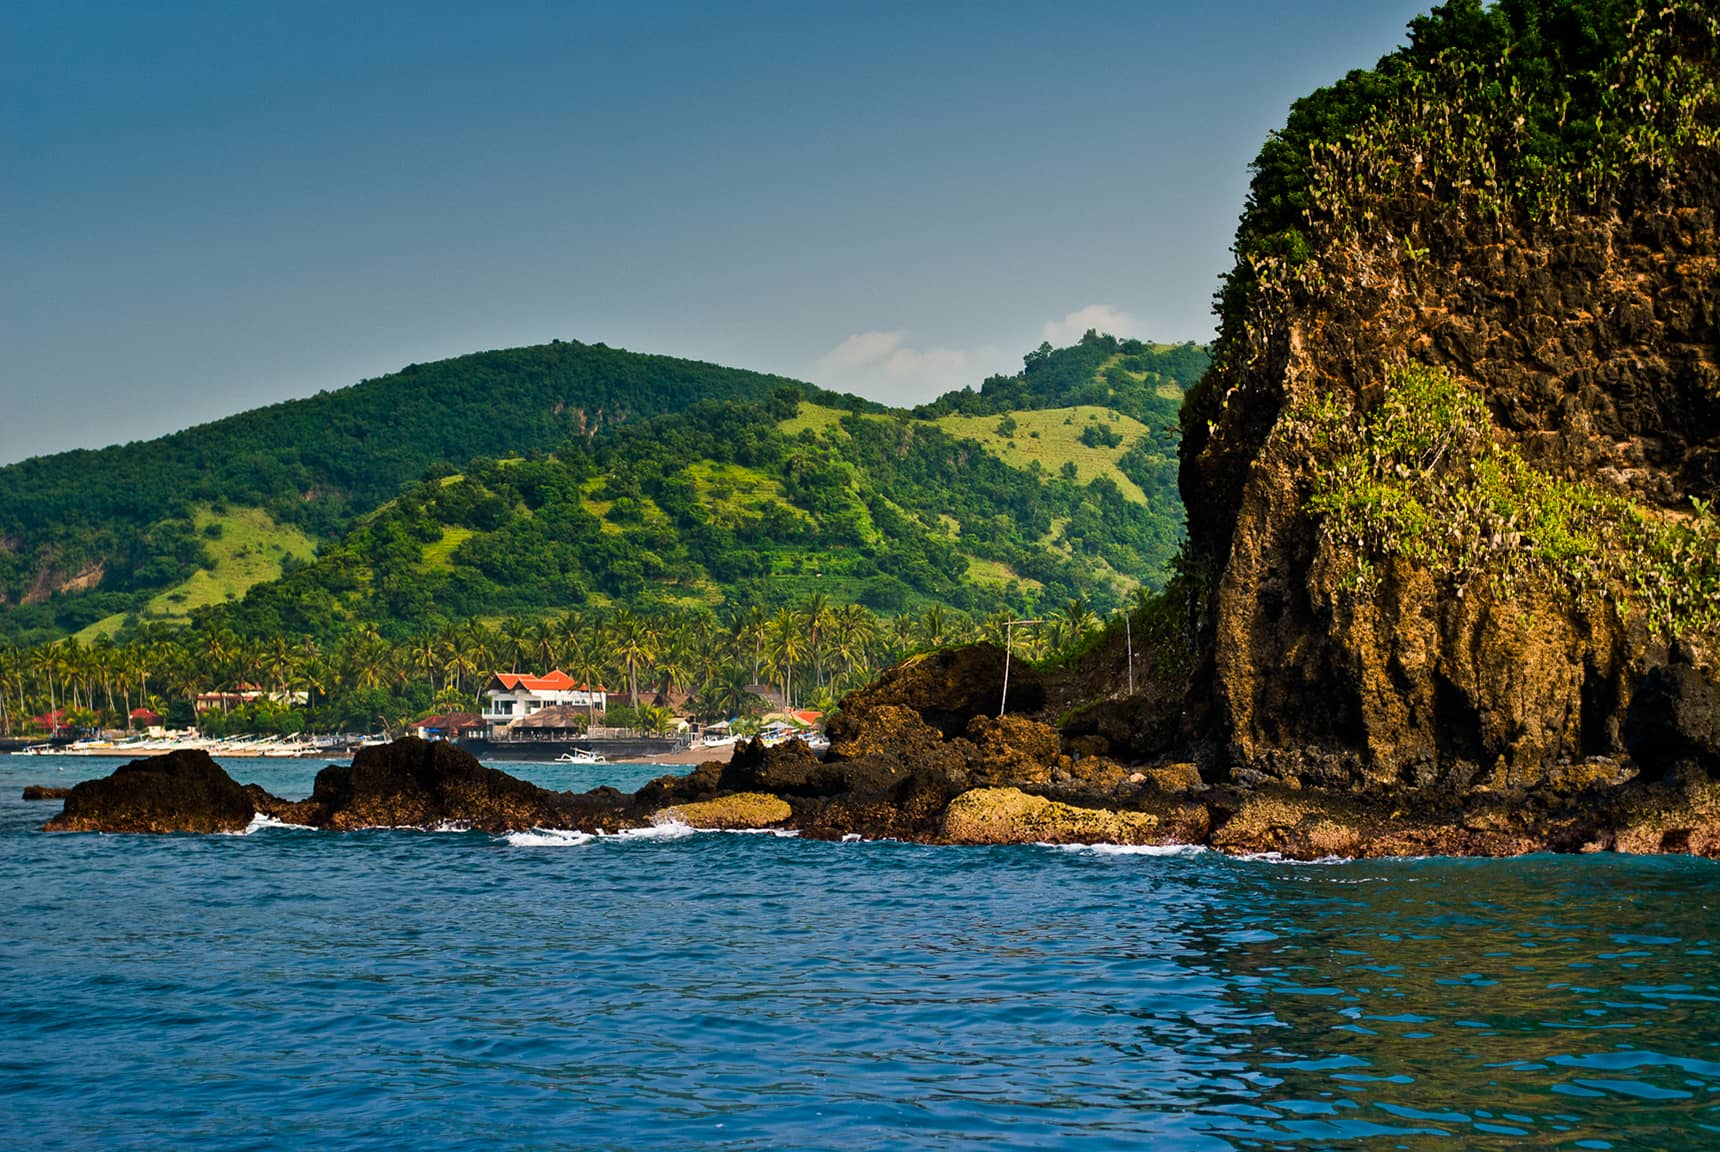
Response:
[[1181, 0, 1720, 793]]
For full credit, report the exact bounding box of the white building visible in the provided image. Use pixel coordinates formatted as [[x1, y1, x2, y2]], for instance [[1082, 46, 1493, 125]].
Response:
[[481, 671, 607, 735]]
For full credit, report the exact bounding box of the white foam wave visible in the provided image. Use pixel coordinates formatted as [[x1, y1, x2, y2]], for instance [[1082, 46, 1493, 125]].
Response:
[[1232, 851, 1356, 865], [504, 828, 595, 847], [232, 813, 316, 835], [1046, 842, 1208, 857], [606, 819, 696, 841]]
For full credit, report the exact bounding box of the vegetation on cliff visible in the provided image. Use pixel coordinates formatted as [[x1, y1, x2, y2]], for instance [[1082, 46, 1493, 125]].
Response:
[[1300, 363, 1720, 634], [1180, 0, 1720, 786]]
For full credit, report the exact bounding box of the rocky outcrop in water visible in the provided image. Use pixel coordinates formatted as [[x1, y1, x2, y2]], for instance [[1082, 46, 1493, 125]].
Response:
[[21, 785, 70, 801], [33, 716, 1720, 859], [43, 750, 255, 834]]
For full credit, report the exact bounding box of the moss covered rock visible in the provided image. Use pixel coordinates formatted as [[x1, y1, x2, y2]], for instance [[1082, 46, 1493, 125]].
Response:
[[661, 792, 792, 829], [941, 787, 1166, 845]]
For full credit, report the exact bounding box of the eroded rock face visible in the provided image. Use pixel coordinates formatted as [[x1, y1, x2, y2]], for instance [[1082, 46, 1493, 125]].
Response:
[[1624, 660, 1720, 779], [1181, 147, 1720, 789], [43, 750, 254, 833]]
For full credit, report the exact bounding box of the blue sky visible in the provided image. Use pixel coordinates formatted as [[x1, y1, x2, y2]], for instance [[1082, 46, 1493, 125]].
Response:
[[2, 0, 1431, 464]]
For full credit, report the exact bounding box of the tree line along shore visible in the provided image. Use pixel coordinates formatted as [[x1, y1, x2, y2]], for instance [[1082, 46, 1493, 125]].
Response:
[[0, 592, 1141, 740]]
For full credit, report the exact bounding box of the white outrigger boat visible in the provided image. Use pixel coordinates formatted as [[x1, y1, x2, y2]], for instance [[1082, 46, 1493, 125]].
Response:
[[555, 748, 608, 764]]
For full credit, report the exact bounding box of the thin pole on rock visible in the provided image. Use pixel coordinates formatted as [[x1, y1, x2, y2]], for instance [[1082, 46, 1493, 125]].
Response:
[[999, 619, 1043, 717], [1126, 610, 1134, 696]]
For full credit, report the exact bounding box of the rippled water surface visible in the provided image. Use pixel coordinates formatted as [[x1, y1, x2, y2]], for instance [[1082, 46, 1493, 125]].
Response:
[[3, 756, 1717, 1150]]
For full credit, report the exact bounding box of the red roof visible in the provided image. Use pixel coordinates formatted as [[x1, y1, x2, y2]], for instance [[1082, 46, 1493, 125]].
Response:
[[33, 709, 67, 727], [491, 671, 604, 692], [416, 711, 482, 731], [792, 709, 823, 724], [130, 708, 161, 721]]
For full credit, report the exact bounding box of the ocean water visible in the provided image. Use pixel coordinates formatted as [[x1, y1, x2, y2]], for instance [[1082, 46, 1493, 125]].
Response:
[[2, 756, 1716, 1150]]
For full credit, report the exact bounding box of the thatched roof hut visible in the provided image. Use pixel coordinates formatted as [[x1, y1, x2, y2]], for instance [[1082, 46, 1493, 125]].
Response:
[[508, 705, 591, 732]]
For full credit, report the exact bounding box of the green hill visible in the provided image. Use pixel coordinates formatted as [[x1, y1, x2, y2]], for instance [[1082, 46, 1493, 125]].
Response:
[[0, 341, 820, 641], [0, 334, 1207, 645]]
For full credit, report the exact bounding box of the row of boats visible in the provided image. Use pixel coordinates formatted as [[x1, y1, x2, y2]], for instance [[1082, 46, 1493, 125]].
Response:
[[11, 735, 373, 758], [700, 725, 830, 752], [11, 722, 831, 761]]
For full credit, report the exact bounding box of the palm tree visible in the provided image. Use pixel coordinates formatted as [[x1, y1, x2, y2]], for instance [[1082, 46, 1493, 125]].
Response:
[[765, 608, 805, 710], [801, 592, 832, 688], [917, 604, 953, 651], [499, 615, 532, 672], [1056, 597, 1098, 653], [565, 633, 607, 726], [610, 609, 657, 707]]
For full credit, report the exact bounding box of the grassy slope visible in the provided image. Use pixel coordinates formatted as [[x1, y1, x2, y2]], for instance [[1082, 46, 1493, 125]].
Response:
[[76, 507, 316, 639], [929, 407, 1152, 503], [40, 336, 1205, 642]]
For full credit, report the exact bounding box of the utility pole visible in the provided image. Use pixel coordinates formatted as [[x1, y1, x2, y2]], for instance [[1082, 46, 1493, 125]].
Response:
[[1000, 619, 1044, 717], [1125, 610, 1134, 696]]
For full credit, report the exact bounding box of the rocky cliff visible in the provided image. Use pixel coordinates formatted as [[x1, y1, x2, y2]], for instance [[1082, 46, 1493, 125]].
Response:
[[1180, 0, 1720, 792]]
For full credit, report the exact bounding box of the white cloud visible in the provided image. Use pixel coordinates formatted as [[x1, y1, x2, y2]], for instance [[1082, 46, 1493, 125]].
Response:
[[808, 330, 997, 407], [1041, 304, 1141, 347]]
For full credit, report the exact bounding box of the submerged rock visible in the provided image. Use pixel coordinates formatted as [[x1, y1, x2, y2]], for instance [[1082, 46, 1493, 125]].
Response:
[[21, 785, 70, 801], [43, 749, 254, 834]]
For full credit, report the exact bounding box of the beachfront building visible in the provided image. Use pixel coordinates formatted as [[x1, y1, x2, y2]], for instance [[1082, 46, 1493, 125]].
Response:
[[414, 712, 485, 741], [481, 671, 607, 736]]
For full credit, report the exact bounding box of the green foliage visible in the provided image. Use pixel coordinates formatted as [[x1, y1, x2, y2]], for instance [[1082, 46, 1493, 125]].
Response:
[[1077, 422, 1123, 449], [0, 340, 821, 637], [916, 331, 1208, 424], [1300, 363, 1720, 636], [1, 334, 1208, 647], [1198, 0, 1720, 423]]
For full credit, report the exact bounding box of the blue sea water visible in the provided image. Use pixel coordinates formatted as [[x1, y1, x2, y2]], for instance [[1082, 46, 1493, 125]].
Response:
[[2, 756, 1716, 1150]]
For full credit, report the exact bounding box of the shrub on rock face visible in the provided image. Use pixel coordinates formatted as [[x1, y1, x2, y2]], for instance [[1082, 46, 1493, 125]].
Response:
[[44, 750, 254, 834]]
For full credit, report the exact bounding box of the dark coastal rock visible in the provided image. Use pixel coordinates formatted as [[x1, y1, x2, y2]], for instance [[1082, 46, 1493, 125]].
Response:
[[303, 737, 616, 833], [43, 749, 254, 834], [241, 783, 323, 826], [22, 785, 70, 801], [1060, 695, 1181, 765], [966, 714, 1060, 789], [632, 760, 724, 811], [718, 736, 835, 795], [1623, 662, 1720, 779], [828, 643, 1042, 740]]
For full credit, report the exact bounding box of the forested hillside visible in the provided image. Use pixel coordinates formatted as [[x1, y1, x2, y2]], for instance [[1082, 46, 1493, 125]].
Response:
[[0, 341, 818, 636], [0, 334, 1207, 646]]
